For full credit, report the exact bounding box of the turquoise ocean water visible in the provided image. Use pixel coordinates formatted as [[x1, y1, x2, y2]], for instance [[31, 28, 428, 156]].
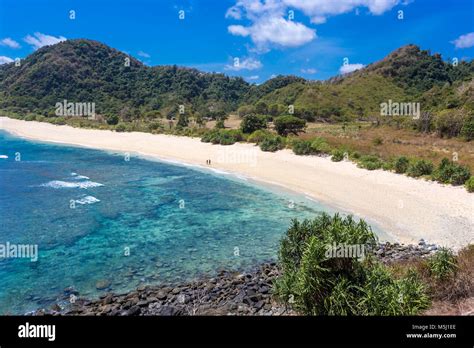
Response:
[[0, 130, 380, 314]]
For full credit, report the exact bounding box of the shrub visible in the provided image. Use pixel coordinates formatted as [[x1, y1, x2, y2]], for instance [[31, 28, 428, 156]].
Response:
[[292, 140, 313, 155], [24, 114, 37, 121], [350, 151, 361, 160], [201, 129, 243, 145], [331, 149, 345, 162], [274, 213, 430, 315], [465, 177, 474, 192], [356, 266, 430, 315], [382, 161, 394, 171], [433, 109, 466, 138], [240, 114, 267, 133], [105, 114, 119, 125], [176, 113, 189, 128], [148, 122, 163, 132], [259, 135, 285, 152], [247, 129, 271, 144], [433, 158, 471, 185], [115, 123, 127, 132], [214, 118, 225, 129], [394, 156, 410, 174], [274, 116, 306, 136], [311, 137, 331, 154], [428, 248, 457, 280], [406, 159, 434, 177], [219, 130, 243, 145], [357, 155, 383, 170], [50, 117, 66, 125], [460, 115, 474, 141], [201, 129, 219, 143]]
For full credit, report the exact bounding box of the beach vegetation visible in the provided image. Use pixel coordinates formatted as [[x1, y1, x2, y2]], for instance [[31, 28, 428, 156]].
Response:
[[201, 129, 243, 146], [428, 248, 458, 280], [247, 129, 272, 144], [274, 213, 430, 315], [240, 114, 267, 134], [465, 177, 474, 192], [432, 158, 471, 185], [105, 114, 119, 125], [331, 149, 345, 162], [394, 156, 410, 173], [274, 116, 306, 136], [357, 155, 383, 170], [406, 159, 434, 177], [259, 135, 285, 152]]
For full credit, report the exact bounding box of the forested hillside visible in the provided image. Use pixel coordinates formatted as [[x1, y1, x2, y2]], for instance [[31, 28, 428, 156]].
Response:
[[0, 39, 472, 128]]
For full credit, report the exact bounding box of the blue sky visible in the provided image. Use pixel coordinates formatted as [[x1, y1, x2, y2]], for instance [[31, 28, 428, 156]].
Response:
[[0, 0, 473, 83]]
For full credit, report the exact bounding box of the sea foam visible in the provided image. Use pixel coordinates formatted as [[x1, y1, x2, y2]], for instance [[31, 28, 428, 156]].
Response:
[[40, 180, 104, 189], [71, 172, 90, 180], [75, 196, 101, 205]]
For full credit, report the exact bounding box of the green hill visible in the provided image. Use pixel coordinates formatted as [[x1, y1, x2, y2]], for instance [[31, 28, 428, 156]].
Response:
[[0, 40, 472, 124], [245, 44, 473, 122], [0, 39, 250, 119]]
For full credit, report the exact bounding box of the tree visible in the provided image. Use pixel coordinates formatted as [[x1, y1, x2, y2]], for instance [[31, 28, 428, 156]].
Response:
[[194, 112, 205, 128], [237, 105, 255, 117], [240, 114, 267, 133], [269, 104, 283, 116], [119, 106, 133, 122], [177, 113, 189, 128], [105, 114, 119, 125], [460, 114, 474, 141], [255, 101, 268, 115], [274, 116, 306, 136], [215, 118, 225, 129]]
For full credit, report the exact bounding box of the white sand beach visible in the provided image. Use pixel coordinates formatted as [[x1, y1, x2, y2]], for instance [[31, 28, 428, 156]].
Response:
[[1, 117, 473, 249]]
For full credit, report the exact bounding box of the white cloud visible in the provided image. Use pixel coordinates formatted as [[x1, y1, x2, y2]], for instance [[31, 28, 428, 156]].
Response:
[[301, 68, 317, 74], [250, 17, 316, 47], [225, 57, 263, 71], [226, 6, 242, 19], [452, 32, 474, 49], [24, 32, 66, 50], [246, 75, 260, 80], [226, 0, 402, 49], [137, 51, 151, 58], [226, 0, 315, 48], [339, 63, 364, 74], [0, 56, 14, 65], [0, 37, 20, 49], [228, 25, 250, 37], [284, 0, 400, 21]]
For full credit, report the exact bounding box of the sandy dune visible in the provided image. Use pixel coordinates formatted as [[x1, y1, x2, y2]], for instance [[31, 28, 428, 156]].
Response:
[[1, 117, 473, 249]]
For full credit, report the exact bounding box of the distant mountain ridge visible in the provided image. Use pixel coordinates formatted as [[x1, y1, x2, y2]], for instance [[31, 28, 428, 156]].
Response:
[[0, 39, 472, 122]]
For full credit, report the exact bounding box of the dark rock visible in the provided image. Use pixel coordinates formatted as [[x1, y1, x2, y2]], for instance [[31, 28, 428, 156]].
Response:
[[50, 303, 61, 312], [158, 306, 180, 316], [157, 291, 167, 300], [126, 306, 141, 316]]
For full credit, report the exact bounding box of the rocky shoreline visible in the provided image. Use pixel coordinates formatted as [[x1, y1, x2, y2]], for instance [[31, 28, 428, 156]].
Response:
[[30, 241, 439, 316]]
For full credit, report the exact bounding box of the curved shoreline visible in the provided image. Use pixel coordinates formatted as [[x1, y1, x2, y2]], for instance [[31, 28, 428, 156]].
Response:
[[1, 117, 473, 249]]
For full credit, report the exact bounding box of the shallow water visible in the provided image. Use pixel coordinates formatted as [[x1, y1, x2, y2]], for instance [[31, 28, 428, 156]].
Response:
[[0, 130, 380, 314]]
